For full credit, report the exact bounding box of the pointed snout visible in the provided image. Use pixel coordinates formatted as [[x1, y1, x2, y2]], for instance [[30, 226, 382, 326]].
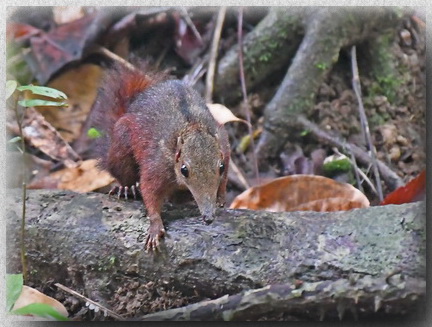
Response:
[[202, 207, 216, 224], [195, 196, 217, 225]]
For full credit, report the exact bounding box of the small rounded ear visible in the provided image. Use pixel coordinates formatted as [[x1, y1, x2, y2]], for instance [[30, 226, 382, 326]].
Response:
[[175, 136, 183, 162]]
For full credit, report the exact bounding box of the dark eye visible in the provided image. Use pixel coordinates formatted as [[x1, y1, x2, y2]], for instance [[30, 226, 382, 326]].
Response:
[[181, 164, 189, 178], [219, 162, 225, 175]]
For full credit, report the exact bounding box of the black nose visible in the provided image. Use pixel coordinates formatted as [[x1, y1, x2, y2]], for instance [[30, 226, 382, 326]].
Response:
[[203, 214, 214, 225]]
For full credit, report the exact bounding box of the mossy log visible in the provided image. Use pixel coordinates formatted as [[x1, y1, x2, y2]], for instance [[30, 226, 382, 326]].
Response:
[[6, 190, 425, 320]]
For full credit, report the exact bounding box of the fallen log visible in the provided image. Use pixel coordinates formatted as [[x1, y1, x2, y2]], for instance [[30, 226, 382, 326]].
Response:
[[6, 190, 425, 320]]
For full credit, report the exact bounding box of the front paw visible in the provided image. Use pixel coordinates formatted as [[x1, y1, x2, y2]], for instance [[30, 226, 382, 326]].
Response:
[[145, 221, 166, 252], [109, 182, 140, 200]]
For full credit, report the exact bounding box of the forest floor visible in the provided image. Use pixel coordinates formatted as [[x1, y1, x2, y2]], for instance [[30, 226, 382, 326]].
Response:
[[223, 14, 426, 206], [7, 8, 426, 321], [64, 14, 426, 321]]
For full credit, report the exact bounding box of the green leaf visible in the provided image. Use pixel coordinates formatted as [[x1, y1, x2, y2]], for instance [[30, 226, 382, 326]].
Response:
[[18, 99, 68, 108], [11, 303, 69, 321], [6, 80, 18, 99], [17, 85, 67, 100], [8, 136, 22, 143], [87, 127, 102, 139], [6, 274, 23, 312], [299, 129, 310, 137]]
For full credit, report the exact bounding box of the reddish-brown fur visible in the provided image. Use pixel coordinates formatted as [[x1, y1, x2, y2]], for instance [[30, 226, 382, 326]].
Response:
[[90, 63, 230, 251]]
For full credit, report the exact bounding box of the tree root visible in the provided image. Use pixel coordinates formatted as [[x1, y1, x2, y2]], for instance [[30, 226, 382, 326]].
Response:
[[140, 275, 425, 321], [214, 7, 306, 105], [254, 7, 412, 161]]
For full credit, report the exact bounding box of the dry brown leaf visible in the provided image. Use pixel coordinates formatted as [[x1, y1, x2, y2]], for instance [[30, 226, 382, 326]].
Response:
[[29, 159, 115, 192], [16, 107, 81, 168], [35, 64, 103, 143], [290, 197, 368, 212], [12, 285, 68, 318], [230, 175, 369, 212], [207, 103, 250, 126], [57, 159, 115, 192]]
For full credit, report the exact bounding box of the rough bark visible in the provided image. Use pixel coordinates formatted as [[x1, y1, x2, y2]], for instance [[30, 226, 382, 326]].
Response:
[[6, 190, 425, 320]]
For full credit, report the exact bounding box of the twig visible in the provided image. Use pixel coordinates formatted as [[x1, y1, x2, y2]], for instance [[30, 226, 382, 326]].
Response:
[[296, 115, 403, 191], [182, 54, 209, 86], [92, 45, 136, 71], [350, 46, 383, 202], [179, 7, 203, 45], [205, 7, 227, 103], [12, 99, 28, 282], [228, 158, 251, 190], [238, 7, 259, 183], [55, 283, 125, 321], [333, 148, 377, 195], [356, 164, 378, 195], [154, 43, 170, 70], [20, 179, 27, 281], [348, 150, 364, 193]]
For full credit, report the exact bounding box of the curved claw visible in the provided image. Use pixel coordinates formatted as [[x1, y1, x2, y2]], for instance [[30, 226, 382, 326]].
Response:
[[131, 185, 136, 199], [145, 224, 166, 252], [108, 183, 140, 200], [108, 185, 122, 198]]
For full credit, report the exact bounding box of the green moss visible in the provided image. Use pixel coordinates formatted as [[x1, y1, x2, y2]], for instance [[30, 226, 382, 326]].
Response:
[[242, 10, 302, 82], [268, 40, 280, 49], [259, 53, 272, 62], [369, 78, 401, 104], [109, 256, 117, 266], [394, 6, 405, 19], [315, 62, 329, 71], [368, 111, 388, 127], [323, 158, 352, 176], [287, 97, 314, 116], [277, 29, 289, 39], [93, 255, 118, 272], [367, 31, 410, 105]]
